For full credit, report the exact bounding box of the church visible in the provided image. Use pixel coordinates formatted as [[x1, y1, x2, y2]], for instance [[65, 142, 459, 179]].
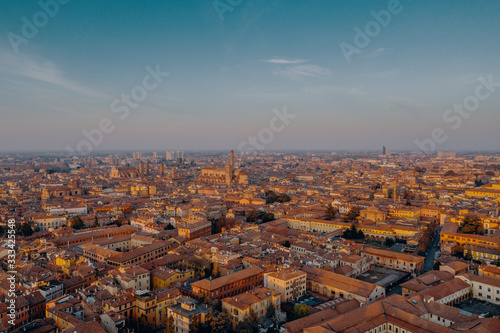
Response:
[[197, 150, 249, 186]]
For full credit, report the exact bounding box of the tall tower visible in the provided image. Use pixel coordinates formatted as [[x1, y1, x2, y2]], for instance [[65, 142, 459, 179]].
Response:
[[145, 162, 149, 175], [393, 178, 397, 203], [160, 163, 164, 176], [382, 146, 386, 155], [139, 162, 144, 176], [225, 165, 232, 186], [230, 150, 235, 170]]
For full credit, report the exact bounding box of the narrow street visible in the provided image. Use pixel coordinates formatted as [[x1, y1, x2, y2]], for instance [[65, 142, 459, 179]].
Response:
[[423, 226, 441, 272]]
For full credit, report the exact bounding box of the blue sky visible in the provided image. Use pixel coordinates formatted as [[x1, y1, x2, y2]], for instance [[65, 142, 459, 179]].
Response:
[[1, 0, 499, 152]]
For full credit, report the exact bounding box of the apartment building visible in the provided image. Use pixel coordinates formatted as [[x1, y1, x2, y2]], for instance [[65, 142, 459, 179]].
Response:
[[266, 269, 306, 302], [302, 266, 385, 305], [456, 273, 500, 305], [167, 297, 209, 333], [361, 247, 424, 274], [177, 220, 212, 240], [222, 287, 281, 329], [191, 266, 264, 300]]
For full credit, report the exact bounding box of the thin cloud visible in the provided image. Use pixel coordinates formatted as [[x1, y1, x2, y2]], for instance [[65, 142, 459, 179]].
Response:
[[304, 85, 362, 96], [364, 48, 391, 58], [264, 58, 306, 64], [0, 51, 111, 100], [273, 64, 331, 81]]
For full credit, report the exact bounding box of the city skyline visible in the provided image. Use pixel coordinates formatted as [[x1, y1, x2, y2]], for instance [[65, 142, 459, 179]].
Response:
[[1, 1, 500, 152]]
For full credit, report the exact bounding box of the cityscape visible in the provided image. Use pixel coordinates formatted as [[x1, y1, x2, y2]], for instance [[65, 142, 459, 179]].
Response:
[[2, 1, 500, 333]]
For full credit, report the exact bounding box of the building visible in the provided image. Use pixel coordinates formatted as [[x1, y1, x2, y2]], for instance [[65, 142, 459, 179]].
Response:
[[361, 247, 425, 274], [177, 220, 212, 240], [478, 265, 500, 280], [55, 225, 138, 248], [82, 240, 171, 267], [100, 312, 126, 333], [388, 206, 421, 221], [302, 266, 385, 305], [440, 222, 500, 253], [109, 265, 150, 291], [198, 150, 249, 186], [38, 280, 64, 301], [302, 294, 500, 333], [167, 297, 209, 333], [31, 213, 67, 231], [191, 266, 264, 300], [151, 268, 194, 289], [266, 269, 306, 302], [456, 273, 500, 305], [417, 278, 471, 305], [339, 255, 370, 276], [359, 207, 387, 223], [222, 287, 281, 329], [401, 270, 454, 297]]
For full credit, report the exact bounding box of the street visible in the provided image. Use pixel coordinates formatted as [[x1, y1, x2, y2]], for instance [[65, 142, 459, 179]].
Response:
[[423, 226, 441, 272]]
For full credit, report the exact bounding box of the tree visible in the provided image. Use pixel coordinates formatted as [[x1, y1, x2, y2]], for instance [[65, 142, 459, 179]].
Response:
[[271, 308, 286, 327], [266, 304, 275, 319], [208, 310, 230, 333], [261, 212, 276, 223], [115, 215, 126, 227], [343, 224, 364, 240], [93, 216, 99, 228], [385, 238, 395, 247], [241, 308, 259, 333], [325, 204, 338, 220], [265, 191, 278, 204], [165, 223, 175, 230], [460, 215, 483, 234], [346, 206, 361, 220], [71, 216, 85, 230], [278, 193, 291, 202], [265, 191, 291, 204], [246, 210, 275, 223], [190, 315, 200, 333], [293, 304, 309, 319], [281, 302, 295, 321], [165, 315, 175, 333], [246, 209, 260, 222], [17, 222, 34, 237], [282, 240, 291, 248]]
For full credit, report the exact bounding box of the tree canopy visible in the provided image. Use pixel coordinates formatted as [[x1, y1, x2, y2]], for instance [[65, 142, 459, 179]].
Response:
[[265, 190, 291, 204], [342, 224, 364, 240], [346, 206, 361, 220], [71, 215, 86, 230], [459, 215, 483, 234], [325, 204, 338, 220], [246, 209, 275, 223]]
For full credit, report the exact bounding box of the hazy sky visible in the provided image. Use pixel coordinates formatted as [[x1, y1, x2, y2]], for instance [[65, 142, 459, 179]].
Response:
[[1, 0, 500, 152]]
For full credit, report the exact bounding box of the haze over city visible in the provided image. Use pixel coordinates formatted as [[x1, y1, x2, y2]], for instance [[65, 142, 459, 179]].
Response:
[[2, 0, 500, 152]]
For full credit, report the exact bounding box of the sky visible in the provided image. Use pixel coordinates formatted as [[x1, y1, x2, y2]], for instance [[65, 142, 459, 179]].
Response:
[[1, 0, 500, 153]]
